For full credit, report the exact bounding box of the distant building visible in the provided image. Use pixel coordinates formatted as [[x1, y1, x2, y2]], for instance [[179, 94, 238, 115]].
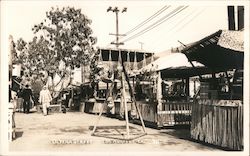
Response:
[[97, 47, 154, 70]]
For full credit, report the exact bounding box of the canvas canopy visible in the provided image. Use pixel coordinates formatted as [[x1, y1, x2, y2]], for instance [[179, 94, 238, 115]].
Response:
[[140, 53, 204, 72], [138, 52, 211, 78]]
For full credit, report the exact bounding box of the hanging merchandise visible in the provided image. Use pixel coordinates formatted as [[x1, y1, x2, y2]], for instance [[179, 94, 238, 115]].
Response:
[[108, 49, 113, 72], [133, 51, 138, 71], [118, 49, 122, 64], [97, 49, 104, 68], [142, 53, 146, 68], [126, 51, 131, 73], [151, 53, 154, 63]]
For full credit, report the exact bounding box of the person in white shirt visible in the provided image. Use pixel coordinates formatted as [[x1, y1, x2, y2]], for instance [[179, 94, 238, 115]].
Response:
[[39, 86, 52, 116]]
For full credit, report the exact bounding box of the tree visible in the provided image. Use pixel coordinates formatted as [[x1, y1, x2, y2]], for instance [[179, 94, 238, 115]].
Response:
[[32, 7, 97, 70], [18, 7, 99, 97]]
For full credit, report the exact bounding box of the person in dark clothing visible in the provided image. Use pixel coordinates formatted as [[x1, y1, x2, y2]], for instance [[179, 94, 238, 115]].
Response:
[[21, 84, 33, 114], [31, 76, 44, 108]]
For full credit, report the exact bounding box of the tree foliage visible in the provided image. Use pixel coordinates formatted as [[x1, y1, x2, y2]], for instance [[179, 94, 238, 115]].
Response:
[[26, 6, 97, 75]]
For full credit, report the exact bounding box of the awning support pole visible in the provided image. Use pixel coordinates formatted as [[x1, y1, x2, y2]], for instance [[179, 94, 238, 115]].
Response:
[[184, 54, 203, 80]]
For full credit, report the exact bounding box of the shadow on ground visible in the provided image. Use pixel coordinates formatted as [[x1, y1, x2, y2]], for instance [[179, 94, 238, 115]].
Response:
[[59, 126, 88, 134], [160, 129, 191, 140], [89, 125, 146, 140]]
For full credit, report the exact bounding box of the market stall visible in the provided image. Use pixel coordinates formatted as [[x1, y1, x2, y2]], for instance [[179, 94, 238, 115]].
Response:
[[182, 30, 244, 150], [134, 53, 211, 127], [84, 48, 154, 118]]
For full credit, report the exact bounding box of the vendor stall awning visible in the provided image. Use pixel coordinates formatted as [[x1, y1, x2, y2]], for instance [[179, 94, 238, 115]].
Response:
[[139, 53, 211, 78], [181, 30, 244, 70], [141, 53, 204, 72]]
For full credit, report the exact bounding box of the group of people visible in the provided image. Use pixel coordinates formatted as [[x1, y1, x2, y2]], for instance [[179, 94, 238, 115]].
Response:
[[11, 83, 53, 116]]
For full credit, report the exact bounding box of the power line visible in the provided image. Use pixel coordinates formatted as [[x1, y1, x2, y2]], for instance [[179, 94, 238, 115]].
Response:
[[121, 6, 188, 43], [149, 8, 206, 51], [174, 8, 206, 33], [106, 5, 170, 47], [125, 5, 170, 35], [121, 6, 184, 43], [148, 7, 197, 48]]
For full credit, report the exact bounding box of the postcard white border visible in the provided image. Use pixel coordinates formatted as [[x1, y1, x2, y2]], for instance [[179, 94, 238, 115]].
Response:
[[1, 0, 249, 156]]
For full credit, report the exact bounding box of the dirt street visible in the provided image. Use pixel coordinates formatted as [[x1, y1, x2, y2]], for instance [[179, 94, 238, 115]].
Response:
[[9, 111, 222, 153]]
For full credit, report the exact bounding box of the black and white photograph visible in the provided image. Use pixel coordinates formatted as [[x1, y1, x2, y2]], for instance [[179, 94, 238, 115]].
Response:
[[0, 0, 249, 155]]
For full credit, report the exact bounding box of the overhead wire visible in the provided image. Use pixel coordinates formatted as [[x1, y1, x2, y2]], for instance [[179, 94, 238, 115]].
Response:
[[121, 6, 188, 43], [120, 6, 184, 43], [105, 5, 171, 48], [125, 5, 170, 35], [149, 7, 207, 52], [148, 7, 198, 49]]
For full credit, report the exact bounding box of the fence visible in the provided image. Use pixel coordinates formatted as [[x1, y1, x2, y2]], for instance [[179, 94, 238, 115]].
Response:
[[136, 101, 192, 127], [191, 99, 243, 150]]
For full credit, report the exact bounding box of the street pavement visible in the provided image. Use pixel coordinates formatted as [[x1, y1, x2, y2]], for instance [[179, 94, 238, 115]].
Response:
[[9, 111, 223, 153]]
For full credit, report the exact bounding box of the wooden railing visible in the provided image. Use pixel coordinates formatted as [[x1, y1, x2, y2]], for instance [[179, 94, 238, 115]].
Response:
[[158, 101, 192, 126]]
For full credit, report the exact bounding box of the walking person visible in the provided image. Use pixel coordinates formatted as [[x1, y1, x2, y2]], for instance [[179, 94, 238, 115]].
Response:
[[39, 86, 52, 116], [21, 84, 33, 114], [31, 74, 44, 110]]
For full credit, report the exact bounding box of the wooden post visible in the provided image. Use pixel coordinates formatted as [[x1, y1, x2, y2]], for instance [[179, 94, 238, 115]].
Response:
[[106, 83, 109, 98], [157, 71, 162, 112], [121, 73, 130, 138], [185, 77, 190, 101], [121, 60, 146, 133], [194, 79, 197, 96], [91, 98, 106, 135]]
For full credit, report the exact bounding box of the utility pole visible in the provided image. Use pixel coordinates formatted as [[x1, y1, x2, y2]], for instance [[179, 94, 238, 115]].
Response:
[[107, 6, 127, 49], [139, 42, 144, 50]]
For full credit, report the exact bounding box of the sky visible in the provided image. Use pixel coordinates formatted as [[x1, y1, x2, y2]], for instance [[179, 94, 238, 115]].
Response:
[[1, 0, 247, 53]]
